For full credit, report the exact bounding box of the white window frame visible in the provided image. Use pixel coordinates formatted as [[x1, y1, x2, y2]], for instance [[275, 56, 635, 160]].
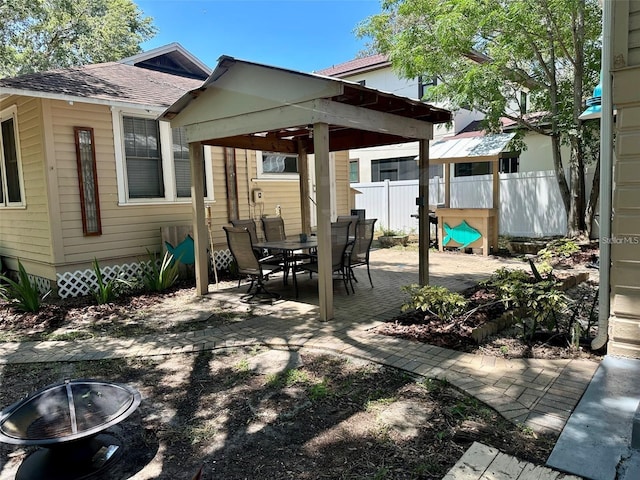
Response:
[[112, 107, 214, 204], [256, 150, 299, 181], [0, 105, 26, 208], [171, 126, 214, 201]]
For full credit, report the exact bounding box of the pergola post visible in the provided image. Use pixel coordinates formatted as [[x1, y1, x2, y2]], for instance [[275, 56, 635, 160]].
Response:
[[190, 141, 209, 295], [418, 138, 430, 286], [313, 122, 333, 321], [298, 140, 311, 235], [492, 158, 500, 210], [444, 163, 451, 208], [493, 159, 500, 254]]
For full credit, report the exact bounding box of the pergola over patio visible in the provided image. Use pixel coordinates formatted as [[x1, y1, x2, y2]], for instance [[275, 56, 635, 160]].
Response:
[[161, 55, 451, 321]]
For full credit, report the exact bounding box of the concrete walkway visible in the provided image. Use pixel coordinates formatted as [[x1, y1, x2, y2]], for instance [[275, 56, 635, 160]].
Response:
[[547, 356, 640, 480]]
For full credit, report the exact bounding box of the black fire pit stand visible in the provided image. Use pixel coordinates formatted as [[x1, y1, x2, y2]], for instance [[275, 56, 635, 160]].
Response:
[[0, 379, 141, 480]]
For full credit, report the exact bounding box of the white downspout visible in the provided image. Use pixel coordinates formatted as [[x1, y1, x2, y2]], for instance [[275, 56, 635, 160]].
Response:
[[592, 0, 613, 350]]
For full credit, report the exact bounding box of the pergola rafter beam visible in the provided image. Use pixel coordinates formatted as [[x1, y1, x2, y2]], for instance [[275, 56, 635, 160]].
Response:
[[202, 135, 298, 153], [184, 98, 433, 148]]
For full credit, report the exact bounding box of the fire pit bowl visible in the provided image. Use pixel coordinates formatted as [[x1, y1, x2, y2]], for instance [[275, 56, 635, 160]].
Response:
[[0, 379, 141, 480]]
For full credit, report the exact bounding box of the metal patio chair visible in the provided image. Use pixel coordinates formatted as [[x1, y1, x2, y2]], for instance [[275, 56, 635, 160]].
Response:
[[336, 215, 359, 238], [347, 218, 377, 291], [262, 216, 311, 282], [223, 226, 282, 303], [297, 220, 352, 296]]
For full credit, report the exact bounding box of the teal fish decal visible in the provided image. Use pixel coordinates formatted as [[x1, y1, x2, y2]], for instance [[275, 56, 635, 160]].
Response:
[[443, 221, 482, 249], [165, 235, 195, 265]]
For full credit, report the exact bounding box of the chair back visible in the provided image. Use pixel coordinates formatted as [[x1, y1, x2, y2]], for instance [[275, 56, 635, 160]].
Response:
[[223, 226, 260, 275], [330, 221, 351, 270], [262, 216, 286, 242], [336, 215, 359, 238], [230, 219, 259, 244], [351, 219, 377, 263]]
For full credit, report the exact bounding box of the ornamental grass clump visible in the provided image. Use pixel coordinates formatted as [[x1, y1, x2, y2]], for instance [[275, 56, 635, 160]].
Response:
[[90, 258, 131, 304], [0, 260, 48, 312], [401, 284, 467, 322], [142, 250, 180, 293]]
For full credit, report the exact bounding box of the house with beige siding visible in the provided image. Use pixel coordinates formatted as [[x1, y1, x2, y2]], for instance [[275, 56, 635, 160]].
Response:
[[602, 0, 640, 358], [0, 44, 352, 297]]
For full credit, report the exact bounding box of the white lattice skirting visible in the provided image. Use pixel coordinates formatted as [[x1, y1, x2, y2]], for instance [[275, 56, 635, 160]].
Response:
[[212, 249, 234, 270], [56, 249, 234, 299], [1, 271, 51, 296]]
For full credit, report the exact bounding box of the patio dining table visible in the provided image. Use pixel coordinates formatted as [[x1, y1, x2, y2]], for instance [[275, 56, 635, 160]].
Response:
[[254, 237, 318, 289]]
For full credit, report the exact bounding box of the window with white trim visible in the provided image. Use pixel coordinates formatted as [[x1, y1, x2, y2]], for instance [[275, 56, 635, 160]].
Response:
[[257, 151, 299, 180], [113, 108, 213, 203], [123, 116, 164, 198], [349, 159, 359, 183], [0, 106, 25, 207], [172, 126, 207, 198]]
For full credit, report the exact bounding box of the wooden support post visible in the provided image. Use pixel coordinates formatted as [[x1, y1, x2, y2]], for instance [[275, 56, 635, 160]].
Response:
[[190, 142, 209, 296], [444, 163, 451, 208], [313, 122, 333, 321], [493, 159, 500, 253], [418, 139, 430, 286], [492, 160, 500, 209], [298, 140, 311, 235]]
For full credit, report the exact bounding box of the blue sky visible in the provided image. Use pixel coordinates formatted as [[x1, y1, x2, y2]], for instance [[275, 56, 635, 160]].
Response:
[[136, 0, 382, 73]]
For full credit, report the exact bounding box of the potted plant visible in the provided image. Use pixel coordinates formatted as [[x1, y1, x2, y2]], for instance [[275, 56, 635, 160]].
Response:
[[378, 229, 409, 248]]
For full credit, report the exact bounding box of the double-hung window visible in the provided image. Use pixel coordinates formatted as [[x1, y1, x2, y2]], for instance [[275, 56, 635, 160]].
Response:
[[0, 106, 24, 207], [172, 126, 207, 198], [123, 116, 164, 198], [114, 108, 213, 203]]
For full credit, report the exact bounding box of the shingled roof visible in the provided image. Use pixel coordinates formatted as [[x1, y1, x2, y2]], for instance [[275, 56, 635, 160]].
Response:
[[315, 54, 390, 77], [0, 62, 202, 108]]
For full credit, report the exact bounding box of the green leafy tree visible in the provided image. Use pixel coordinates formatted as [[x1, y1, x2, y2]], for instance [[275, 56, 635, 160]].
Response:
[[0, 0, 156, 78], [358, 0, 602, 236]]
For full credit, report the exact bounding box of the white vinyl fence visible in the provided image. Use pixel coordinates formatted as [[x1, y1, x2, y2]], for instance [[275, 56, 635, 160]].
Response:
[[352, 170, 569, 238]]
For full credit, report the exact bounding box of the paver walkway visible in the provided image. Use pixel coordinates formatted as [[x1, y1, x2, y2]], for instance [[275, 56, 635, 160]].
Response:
[[444, 442, 582, 479], [0, 249, 599, 436]]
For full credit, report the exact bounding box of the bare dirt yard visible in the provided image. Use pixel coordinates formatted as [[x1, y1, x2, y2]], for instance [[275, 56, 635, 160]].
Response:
[[0, 349, 554, 480]]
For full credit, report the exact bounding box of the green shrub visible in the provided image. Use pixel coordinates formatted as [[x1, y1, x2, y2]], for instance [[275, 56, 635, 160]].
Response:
[[482, 268, 568, 342], [536, 238, 581, 274], [90, 258, 130, 304], [142, 250, 180, 292], [0, 260, 47, 312], [380, 228, 401, 237], [401, 284, 467, 322]]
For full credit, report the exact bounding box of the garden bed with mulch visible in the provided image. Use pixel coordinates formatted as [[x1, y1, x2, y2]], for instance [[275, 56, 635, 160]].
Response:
[[375, 243, 602, 361]]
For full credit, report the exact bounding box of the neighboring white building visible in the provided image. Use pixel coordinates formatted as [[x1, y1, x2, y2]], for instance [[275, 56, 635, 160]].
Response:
[[316, 54, 566, 184]]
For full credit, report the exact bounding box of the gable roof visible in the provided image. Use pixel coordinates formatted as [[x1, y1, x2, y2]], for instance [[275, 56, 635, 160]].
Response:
[[315, 54, 390, 77], [119, 42, 211, 80], [163, 55, 451, 154], [0, 61, 203, 110]]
